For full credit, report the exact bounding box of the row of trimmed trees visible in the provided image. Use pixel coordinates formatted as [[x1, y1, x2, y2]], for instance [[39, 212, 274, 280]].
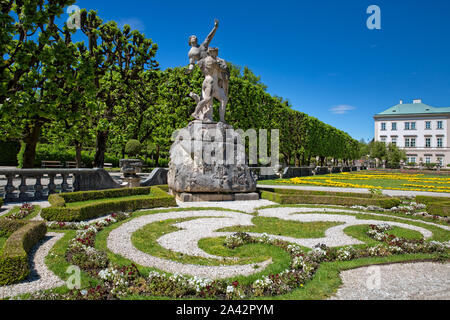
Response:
[[1, 1, 361, 168]]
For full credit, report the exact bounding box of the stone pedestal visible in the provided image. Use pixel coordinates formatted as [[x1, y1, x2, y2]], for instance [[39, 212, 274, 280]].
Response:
[[120, 159, 143, 188], [168, 120, 257, 201]]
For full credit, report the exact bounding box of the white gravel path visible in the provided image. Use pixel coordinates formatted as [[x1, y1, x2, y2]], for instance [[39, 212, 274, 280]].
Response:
[[107, 206, 439, 279], [257, 206, 450, 232], [329, 262, 450, 300], [176, 199, 275, 213], [257, 207, 432, 247], [0, 232, 64, 299], [107, 210, 272, 279]]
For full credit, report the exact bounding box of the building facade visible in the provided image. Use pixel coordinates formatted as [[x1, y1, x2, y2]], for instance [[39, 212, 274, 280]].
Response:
[[374, 100, 450, 166]]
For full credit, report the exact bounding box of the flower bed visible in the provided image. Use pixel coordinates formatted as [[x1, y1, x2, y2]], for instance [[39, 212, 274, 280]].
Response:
[[1, 203, 37, 220], [41, 186, 176, 222], [275, 171, 450, 193]]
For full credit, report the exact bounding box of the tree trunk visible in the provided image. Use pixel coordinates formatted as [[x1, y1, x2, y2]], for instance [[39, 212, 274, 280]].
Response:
[[22, 122, 42, 168], [155, 144, 160, 167], [75, 141, 83, 168], [93, 130, 108, 168]]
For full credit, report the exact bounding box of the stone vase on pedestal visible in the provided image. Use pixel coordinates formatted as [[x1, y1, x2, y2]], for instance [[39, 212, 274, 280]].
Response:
[[120, 159, 143, 188], [168, 120, 258, 202]]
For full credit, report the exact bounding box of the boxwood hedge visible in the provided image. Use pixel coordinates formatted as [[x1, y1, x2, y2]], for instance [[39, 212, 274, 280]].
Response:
[[260, 188, 401, 209], [42, 186, 176, 222], [0, 221, 47, 285], [416, 195, 450, 217]]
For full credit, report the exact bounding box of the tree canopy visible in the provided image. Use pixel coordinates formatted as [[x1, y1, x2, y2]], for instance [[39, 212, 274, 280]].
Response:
[[0, 1, 361, 168]]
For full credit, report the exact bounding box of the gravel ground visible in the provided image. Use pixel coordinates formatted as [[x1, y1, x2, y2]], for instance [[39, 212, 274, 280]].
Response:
[[329, 262, 450, 300], [176, 199, 275, 213], [107, 210, 272, 279], [0, 232, 64, 299], [107, 207, 436, 280], [257, 207, 432, 247]]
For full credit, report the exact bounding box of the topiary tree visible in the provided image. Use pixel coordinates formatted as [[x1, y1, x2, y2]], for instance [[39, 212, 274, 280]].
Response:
[[125, 139, 142, 158]]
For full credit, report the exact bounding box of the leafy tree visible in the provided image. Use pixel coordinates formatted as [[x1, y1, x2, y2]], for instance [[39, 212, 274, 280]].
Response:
[[386, 143, 406, 168], [125, 139, 141, 158]]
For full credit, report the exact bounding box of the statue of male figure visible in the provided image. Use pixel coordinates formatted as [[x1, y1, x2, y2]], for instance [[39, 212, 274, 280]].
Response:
[[190, 47, 229, 122], [185, 19, 219, 75], [186, 20, 229, 123]]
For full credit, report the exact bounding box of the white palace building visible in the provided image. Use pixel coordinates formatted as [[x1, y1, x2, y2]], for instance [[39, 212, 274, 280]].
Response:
[[374, 99, 450, 166]]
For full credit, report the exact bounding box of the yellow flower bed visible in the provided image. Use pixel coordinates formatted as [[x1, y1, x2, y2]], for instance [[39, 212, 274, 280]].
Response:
[[279, 171, 450, 193]]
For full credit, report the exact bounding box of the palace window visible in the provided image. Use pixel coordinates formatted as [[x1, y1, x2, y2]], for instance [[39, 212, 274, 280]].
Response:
[[405, 138, 410, 147], [425, 157, 431, 164], [411, 122, 416, 130], [404, 122, 410, 130], [437, 137, 443, 148], [425, 138, 431, 148], [381, 123, 386, 131], [437, 157, 443, 166], [425, 121, 431, 129], [437, 121, 443, 129], [411, 138, 416, 147], [391, 122, 397, 130], [408, 157, 416, 164]]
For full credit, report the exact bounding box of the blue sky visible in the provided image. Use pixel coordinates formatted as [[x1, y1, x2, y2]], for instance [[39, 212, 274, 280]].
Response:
[[68, 0, 450, 142]]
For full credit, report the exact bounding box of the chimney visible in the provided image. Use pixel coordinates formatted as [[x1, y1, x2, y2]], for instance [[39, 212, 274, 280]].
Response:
[[413, 99, 422, 104], [399, 100, 403, 104]]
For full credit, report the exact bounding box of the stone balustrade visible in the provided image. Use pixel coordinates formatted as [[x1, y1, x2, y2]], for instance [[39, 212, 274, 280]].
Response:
[[0, 168, 121, 203]]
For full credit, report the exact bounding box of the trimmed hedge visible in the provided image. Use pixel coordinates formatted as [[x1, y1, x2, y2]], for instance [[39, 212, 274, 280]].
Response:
[[260, 189, 401, 209], [415, 195, 450, 217], [0, 221, 47, 285], [268, 188, 383, 199], [42, 186, 176, 222], [48, 187, 153, 206]]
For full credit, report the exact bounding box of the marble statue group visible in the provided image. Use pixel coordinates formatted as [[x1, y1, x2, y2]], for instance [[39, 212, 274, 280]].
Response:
[[185, 19, 229, 123]]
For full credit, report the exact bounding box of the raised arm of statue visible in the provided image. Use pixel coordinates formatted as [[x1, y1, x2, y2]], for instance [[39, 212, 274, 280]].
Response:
[[202, 19, 219, 47]]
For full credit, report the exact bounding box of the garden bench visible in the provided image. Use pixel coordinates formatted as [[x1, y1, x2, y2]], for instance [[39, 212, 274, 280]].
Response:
[[65, 161, 77, 168], [41, 160, 63, 168]]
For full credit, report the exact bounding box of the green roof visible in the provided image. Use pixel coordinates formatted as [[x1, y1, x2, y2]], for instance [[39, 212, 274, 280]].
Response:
[[376, 102, 450, 116]]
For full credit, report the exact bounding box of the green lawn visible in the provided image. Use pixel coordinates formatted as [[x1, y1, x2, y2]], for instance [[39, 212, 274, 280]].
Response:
[[218, 216, 342, 238], [0, 236, 7, 250]]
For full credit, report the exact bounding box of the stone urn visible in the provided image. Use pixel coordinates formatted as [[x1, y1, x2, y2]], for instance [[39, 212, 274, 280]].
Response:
[[120, 159, 143, 188]]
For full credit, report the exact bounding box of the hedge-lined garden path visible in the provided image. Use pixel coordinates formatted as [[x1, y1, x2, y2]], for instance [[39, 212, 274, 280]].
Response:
[[329, 261, 450, 300], [257, 184, 450, 198], [0, 232, 64, 299]]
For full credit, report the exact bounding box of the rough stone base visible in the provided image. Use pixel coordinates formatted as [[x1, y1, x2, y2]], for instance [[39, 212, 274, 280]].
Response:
[[173, 192, 259, 202]]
